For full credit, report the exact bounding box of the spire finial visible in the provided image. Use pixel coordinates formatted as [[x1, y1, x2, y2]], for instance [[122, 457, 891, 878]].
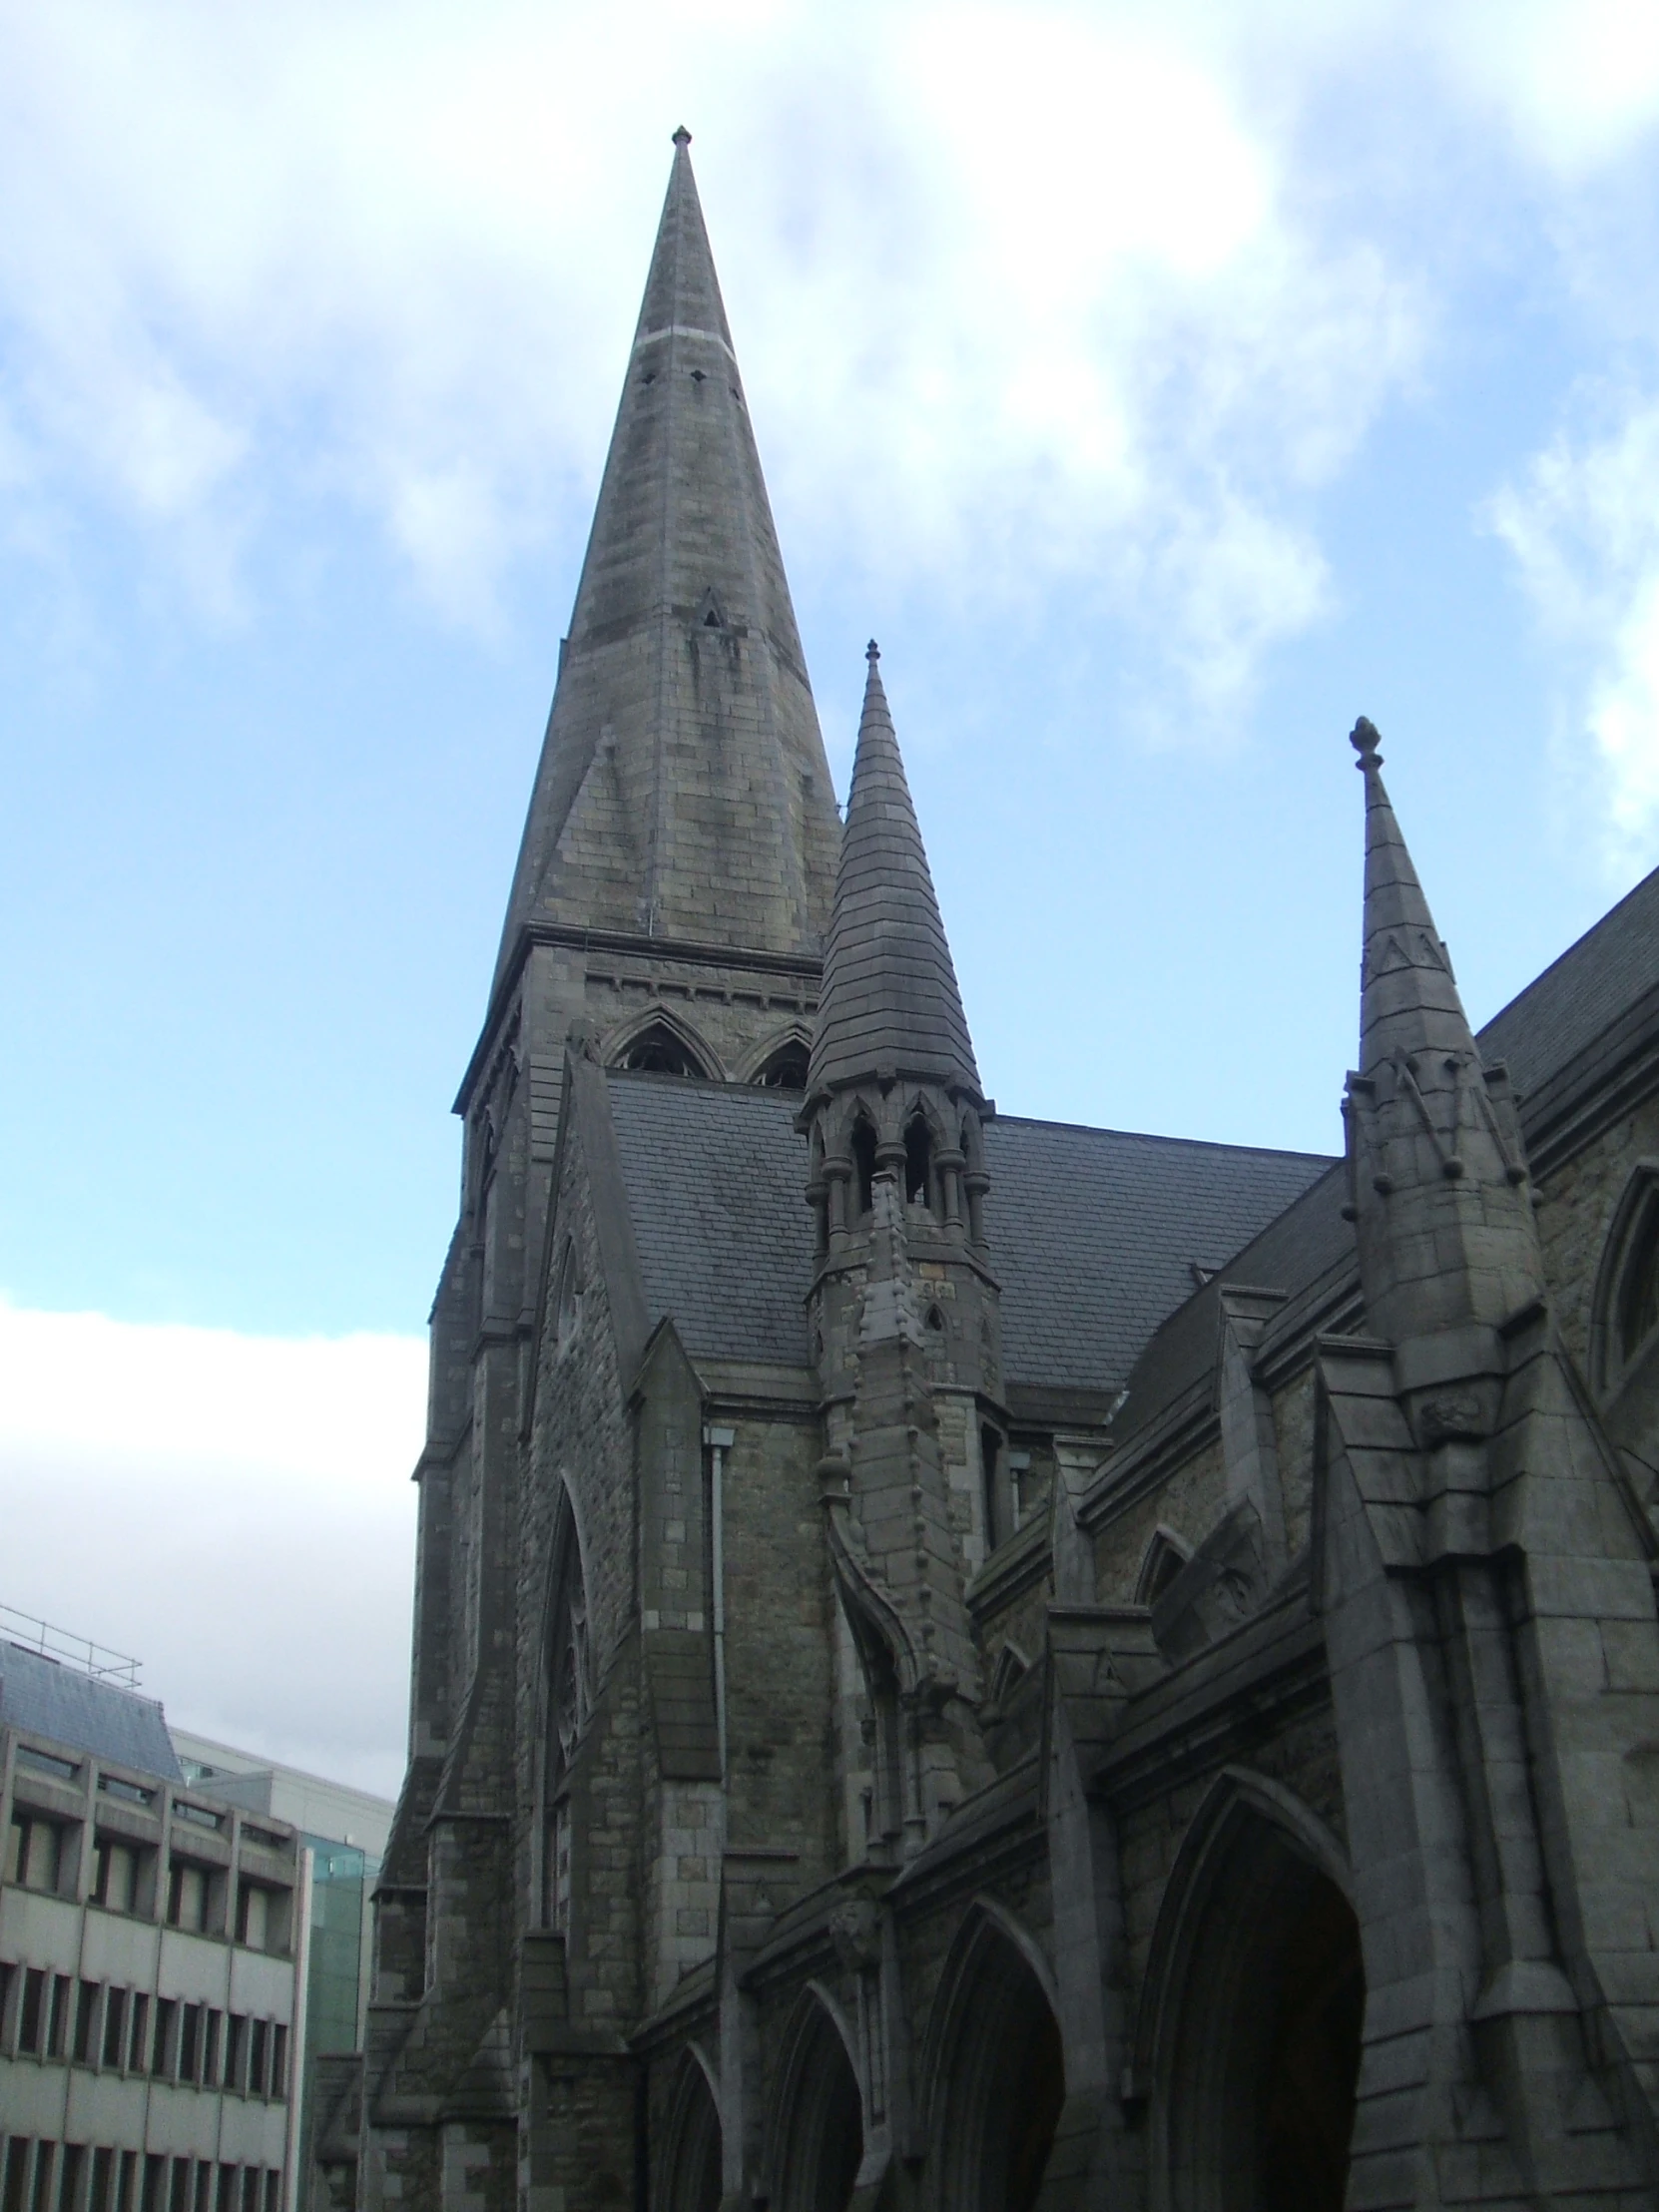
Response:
[[866, 639, 879, 664], [672, 125, 692, 148], [1351, 715, 1383, 771]]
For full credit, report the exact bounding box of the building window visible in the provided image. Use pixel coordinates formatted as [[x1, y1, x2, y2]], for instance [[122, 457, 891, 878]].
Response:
[[903, 1114, 934, 1208], [94, 1838, 142, 1913], [47, 1974, 71, 2059], [981, 1424, 1004, 1554], [152, 1999, 176, 2078], [616, 1021, 708, 1077], [236, 1884, 270, 1951], [167, 1862, 210, 1933], [179, 2004, 200, 2085], [754, 1041, 809, 1090], [73, 1981, 99, 2065], [128, 1993, 149, 2074], [103, 1989, 128, 2070], [249, 2019, 268, 2098], [851, 1117, 877, 1217], [225, 2015, 245, 2092], [18, 1968, 45, 2053], [7, 1814, 65, 1894], [271, 2023, 287, 2100], [545, 1533, 591, 1936], [1618, 1185, 1659, 1365]]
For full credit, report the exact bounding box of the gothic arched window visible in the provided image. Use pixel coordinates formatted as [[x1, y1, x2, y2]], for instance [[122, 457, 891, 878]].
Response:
[[617, 1022, 710, 1078], [904, 1114, 934, 1209], [1618, 1186, 1659, 1367], [851, 1116, 878, 1217], [754, 1040, 810, 1091], [545, 1534, 592, 1935]]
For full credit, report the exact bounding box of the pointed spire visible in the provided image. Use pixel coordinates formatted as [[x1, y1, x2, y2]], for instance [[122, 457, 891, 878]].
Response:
[[1352, 717, 1473, 1075], [1344, 717, 1542, 1345], [808, 646, 981, 1099], [491, 132, 841, 988]]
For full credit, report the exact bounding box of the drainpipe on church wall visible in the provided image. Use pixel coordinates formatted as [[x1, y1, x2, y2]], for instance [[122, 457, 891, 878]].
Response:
[[705, 1425, 735, 1778]]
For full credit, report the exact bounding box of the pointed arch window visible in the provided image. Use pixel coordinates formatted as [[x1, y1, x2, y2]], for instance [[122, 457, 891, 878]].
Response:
[[1618, 1185, 1659, 1366], [754, 1041, 810, 1091], [903, 1113, 934, 1209], [616, 1022, 710, 1078], [545, 1536, 592, 1936], [851, 1116, 877, 1217], [1593, 1163, 1659, 1393], [1135, 1525, 1193, 1608]]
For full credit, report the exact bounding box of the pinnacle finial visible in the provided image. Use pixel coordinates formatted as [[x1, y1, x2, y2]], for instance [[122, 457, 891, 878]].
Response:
[[1351, 715, 1383, 770], [866, 639, 880, 664], [672, 125, 692, 148]]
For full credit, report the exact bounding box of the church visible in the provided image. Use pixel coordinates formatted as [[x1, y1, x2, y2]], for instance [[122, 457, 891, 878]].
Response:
[[315, 132, 1659, 2210]]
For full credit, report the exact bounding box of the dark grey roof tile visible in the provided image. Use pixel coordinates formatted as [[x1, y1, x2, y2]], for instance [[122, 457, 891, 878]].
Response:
[[0, 1643, 182, 1779]]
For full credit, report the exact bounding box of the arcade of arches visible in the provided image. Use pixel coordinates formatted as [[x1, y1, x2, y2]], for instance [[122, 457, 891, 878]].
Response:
[[654, 1849, 1361, 2210]]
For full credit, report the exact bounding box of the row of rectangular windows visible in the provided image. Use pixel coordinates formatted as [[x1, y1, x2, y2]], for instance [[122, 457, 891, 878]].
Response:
[[0, 1967, 287, 2101], [0, 2140, 281, 2212], [7, 1818, 288, 1951]]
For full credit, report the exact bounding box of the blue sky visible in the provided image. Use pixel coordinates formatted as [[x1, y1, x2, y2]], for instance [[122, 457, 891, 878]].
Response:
[[6, 0, 1659, 1783]]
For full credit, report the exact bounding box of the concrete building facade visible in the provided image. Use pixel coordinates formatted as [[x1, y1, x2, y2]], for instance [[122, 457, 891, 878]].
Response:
[[349, 134, 1659, 2209], [0, 1649, 299, 2212], [168, 1734, 393, 2212]]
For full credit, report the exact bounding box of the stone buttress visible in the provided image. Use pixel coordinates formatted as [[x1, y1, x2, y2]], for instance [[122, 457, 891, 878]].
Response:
[[1316, 718, 1659, 2207]]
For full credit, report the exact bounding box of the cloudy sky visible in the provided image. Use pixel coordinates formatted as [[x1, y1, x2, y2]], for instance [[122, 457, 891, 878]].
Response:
[[6, 0, 1659, 1792]]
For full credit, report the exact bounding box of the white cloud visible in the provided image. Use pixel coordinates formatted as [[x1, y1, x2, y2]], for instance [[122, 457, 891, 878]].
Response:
[[0, 1300, 425, 1797], [1489, 395, 1659, 865], [0, 0, 1430, 719]]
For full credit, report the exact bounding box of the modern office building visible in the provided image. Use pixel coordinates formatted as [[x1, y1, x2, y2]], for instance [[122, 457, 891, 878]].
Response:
[[0, 1630, 300, 2212], [166, 1736, 391, 2212]]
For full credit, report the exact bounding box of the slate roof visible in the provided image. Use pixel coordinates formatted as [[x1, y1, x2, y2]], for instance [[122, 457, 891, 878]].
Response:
[[605, 1070, 1329, 1389], [1479, 861, 1659, 1098], [0, 1641, 182, 1780], [607, 1072, 817, 1367], [984, 1119, 1330, 1392], [601, 860, 1659, 1405]]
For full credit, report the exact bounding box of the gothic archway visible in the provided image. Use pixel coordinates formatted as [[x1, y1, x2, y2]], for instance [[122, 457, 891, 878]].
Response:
[[662, 2049, 722, 2212], [772, 1987, 864, 2212], [924, 1904, 1065, 2212], [1141, 1770, 1365, 2212]]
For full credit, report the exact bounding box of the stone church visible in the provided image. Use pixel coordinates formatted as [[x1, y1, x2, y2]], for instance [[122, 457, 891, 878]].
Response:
[[320, 133, 1659, 2209]]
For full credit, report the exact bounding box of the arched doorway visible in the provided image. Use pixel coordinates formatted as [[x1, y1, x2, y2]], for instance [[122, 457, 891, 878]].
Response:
[[928, 1911, 1066, 2212], [1151, 1780, 1365, 2212], [663, 2056, 722, 2212], [774, 1995, 864, 2212]]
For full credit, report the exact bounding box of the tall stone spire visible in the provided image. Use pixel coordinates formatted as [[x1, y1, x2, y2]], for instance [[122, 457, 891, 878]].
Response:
[[492, 128, 841, 988], [807, 645, 981, 1102], [1344, 716, 1541, 1346]]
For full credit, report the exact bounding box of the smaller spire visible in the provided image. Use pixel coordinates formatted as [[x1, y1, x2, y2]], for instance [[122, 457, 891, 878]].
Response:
[[1343, 715, 1542, 1344], [808, 648, 981, 1100], [1352, 716, 1469, 1076], [672, 124, 692, 147]]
